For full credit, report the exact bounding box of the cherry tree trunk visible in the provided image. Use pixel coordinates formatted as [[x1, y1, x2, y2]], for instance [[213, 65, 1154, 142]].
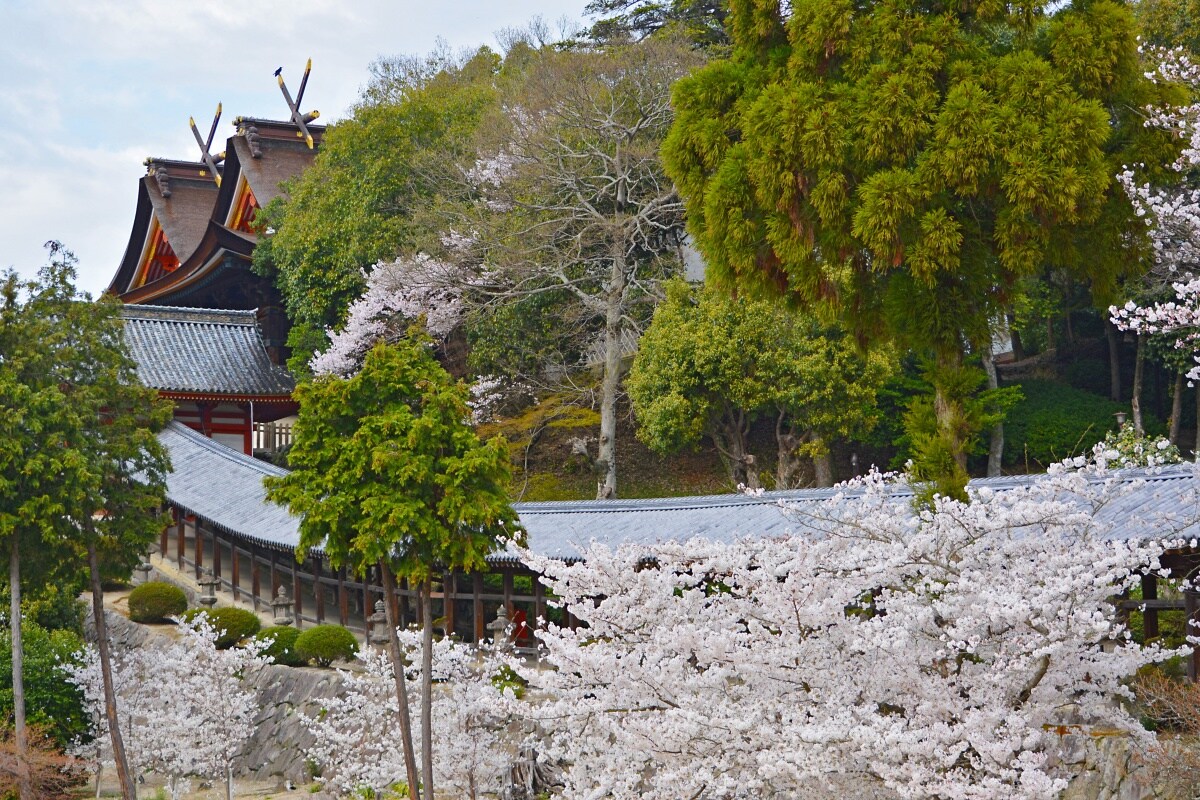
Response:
[[982, 349, 1004, 477], [9, 537, 30, 800], [774, 415, 803, 490], [1132, 335, 1146, 435], [87, 541, 137, 800], [715, 412, 757, 489], [421, 581, 434, 800], [595, 247, 627, 500], [1171, 370, 1185, 445], [380, 563, 422, 800], [1105, 319, 1122, 402]]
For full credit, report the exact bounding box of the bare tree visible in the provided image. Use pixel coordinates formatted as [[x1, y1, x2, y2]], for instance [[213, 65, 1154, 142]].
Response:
[[455, 38, 703, 498]]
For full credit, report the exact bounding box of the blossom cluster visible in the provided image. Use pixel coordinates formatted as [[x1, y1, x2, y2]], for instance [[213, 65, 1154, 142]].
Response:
[[311, 254, 464, 377], [1088, 421, 1182, 469], [65, 614, 269, 800], [302, 631, 520, 799], [517, 464, 1188, 800]]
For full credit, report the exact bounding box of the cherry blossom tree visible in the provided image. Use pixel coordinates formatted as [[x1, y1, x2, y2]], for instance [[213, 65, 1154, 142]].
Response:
[[304, 631, 520, 800], [517, 464, 1190, 800], [66, 615, 269, 800], [311, 253, 464, 377]]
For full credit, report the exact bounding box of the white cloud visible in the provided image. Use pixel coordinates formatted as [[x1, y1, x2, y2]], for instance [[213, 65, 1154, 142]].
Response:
[[0, 0, 590, 295]]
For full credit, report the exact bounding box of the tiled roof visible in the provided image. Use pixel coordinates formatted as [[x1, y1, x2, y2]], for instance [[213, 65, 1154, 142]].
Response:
[[159, 422, 300, 551], [121, 305, 294, 396], [155, 421, 1200, 563]]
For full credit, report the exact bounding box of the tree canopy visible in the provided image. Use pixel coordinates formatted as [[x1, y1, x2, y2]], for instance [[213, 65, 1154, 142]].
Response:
[[662, 0, 1157, 495], [628, 280, 894, 487]]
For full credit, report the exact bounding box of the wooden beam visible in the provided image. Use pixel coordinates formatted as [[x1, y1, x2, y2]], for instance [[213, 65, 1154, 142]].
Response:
[[1142, 574, 1159, 642], [194, 521, 203, 579], [176, 513, 185, 568], [503, 570, 514, 613], [230, 542, 240, 601], [444, 571, 455, 637], [212, 531, 222, 580], [313, 559, 325, 624], [251, 546, 261, 610], [270, 552, 279, 596], [473, 573, 484, 643], [534, 574, 545, 631], [293, 562, 303, 627], [338, 567, 349, 626]]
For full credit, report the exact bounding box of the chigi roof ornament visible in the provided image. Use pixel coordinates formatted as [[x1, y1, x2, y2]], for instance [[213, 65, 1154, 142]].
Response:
[[275, 58, 320, 149], [188, 103, 225, 187]]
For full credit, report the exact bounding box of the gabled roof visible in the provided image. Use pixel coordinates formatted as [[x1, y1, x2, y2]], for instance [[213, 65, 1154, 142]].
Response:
[[109, 161, 221, 296], [121, 305, 294, 397], [154, 419, 1200, 562]]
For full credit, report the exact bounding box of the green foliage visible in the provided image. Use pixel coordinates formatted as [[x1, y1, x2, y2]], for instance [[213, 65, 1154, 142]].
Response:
[[127, 581, 187, 624], [1062, 357, 1111, 396], [628, 279, 895, 485], [182, 607, 262, 649], [1135, 0, 1200, 52], [294, 625, 359, 667], [267, 338, 523, 586], [254, 625, 304, 667], [1003, 380, 1162, 469], [661, 0, 1162, 488], [583, 0, 730, 49], [256, 48, 504, 333], [490, 664, 527, 699], [904, 362, 1022, 502], [0, 623, 87, 748], [1095, 421, 1182, 468]]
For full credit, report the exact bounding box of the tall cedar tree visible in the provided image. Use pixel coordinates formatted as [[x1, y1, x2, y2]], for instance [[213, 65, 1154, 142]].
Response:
[[0, 244, 170, 800], [662, 0, 1153, 498], [266, 337, 522, 800]]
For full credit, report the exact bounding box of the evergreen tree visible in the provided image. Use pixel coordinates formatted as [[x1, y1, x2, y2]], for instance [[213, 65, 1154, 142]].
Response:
[[663, 0, 1154, 497], [266, 337, 522, 800]]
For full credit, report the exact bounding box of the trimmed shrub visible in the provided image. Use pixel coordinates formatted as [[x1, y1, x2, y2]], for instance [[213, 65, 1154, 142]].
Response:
[[127, 581, 187, 623], [182, 607, 262, 649], [254, 625, 304, 666], [294, 625, 359, 667], [1004, 380, 1163, 469]]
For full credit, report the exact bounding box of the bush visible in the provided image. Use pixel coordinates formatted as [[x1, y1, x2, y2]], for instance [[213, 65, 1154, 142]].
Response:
[[181, 607, 262, 648], [294, 625, 359, 667], [254, 625, 304, 666], [1003, 380, 1163, 469], [127, 581, 187, 623], [0, 623, 88, 749]]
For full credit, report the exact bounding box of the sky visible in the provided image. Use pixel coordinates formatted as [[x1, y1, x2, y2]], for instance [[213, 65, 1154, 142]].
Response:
[[0, 0, 591, 296]]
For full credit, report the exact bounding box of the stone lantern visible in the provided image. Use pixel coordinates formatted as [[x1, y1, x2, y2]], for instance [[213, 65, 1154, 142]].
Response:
[[368, 600, 389, 648], [271, 585, 294, 626], [197, 569, 219, 608], [487, 605, 513, 653], [1115, 411, 1128, 428]]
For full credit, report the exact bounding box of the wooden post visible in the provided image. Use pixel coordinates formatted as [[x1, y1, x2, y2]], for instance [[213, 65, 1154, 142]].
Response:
[[443, 571, 455, 637], [251, 547, 261, 610], [159, 511, 169, 557], [270, 552, 279, 595], [399, 577, 412, 628], [1142, 574, 1160, 642], [230, 542, 240, 601], [313, 559, 325, 624], [212, 532, 222, 581], [534, 574, 545, 631], [473, 573, 484, 643], [293, 561, 304, 625], [194, 521, 203, 579], [503, 570, 514, 613], [338, 567, 349, 626], [176, 514, 186, 568], [1188, 589, 1200, 682]]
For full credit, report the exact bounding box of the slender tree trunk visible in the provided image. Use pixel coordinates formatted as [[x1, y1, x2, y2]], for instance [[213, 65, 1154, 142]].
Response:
[[420, 582, 434, 800], [1195, 384, 1200, 461], [1105, 319, 1122, 402], [1132, 335, 1146, 435], [596, 246, 628, 500], [811, 437, 834, 488], [1171, 369, 1185, 445], [982, 349, 1004, 477], [9, 537, 30, 800], [774, 412, 803, 490], [87, 540, 137, 800], [933, 349, 968, 473], [225, 763, 233, 800], [714, 411, 758, 489], [380, 562, 421, 800], [1009, 314, 1025, 362]]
